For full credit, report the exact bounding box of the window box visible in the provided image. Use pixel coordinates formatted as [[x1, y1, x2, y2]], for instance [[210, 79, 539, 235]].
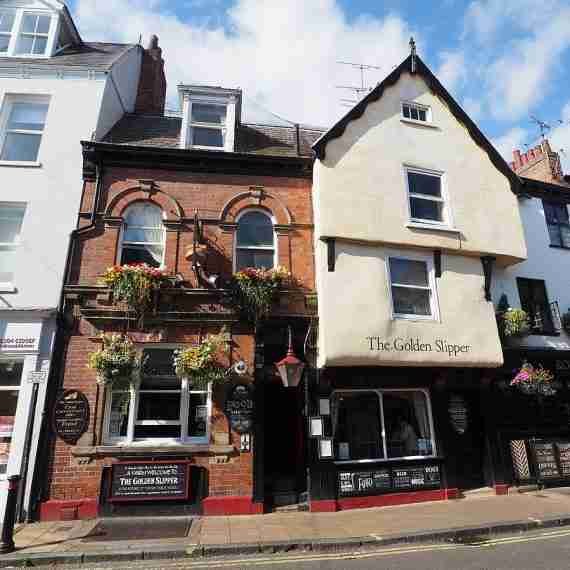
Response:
[[71, 444, 236, 459]]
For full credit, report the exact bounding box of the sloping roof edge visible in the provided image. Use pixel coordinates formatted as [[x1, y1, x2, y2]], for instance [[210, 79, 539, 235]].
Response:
[[312, 54, 520, 194]]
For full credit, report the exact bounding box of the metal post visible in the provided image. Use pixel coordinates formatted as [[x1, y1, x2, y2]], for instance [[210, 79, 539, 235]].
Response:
[[0, 475, 21, 554]]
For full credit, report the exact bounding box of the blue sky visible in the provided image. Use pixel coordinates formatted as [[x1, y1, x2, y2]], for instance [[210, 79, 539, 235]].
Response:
[[67, 0, 570, 167]]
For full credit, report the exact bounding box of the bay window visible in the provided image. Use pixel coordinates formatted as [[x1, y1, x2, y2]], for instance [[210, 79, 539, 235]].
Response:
[[331, 389, 435, 462], [104, 348, 211, 445]]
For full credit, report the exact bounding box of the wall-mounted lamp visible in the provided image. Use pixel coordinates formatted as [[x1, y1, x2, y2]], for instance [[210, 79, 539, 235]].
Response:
[[275, 326, 306, 388]]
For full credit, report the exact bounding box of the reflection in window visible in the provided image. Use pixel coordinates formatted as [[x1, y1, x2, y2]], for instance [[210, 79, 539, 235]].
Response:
[[120, 202, 164, 267], [16, 13, 51, 55], [235, 210, 275, 271], [407, 170, 445, 224], [389, 257, 434, 318], [1, 102, 49, 162], [0, 360, 23, 475]]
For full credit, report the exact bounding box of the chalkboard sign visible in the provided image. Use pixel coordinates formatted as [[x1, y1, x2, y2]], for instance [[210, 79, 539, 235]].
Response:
[[531, 441, 560, 480], [53, 390, 90, 444], [393, 466, 441, 490], [338, 470, 391, 496], [225, 383, 254, 434], [556, 442, 570, 477], [109, 461, 190, 502]]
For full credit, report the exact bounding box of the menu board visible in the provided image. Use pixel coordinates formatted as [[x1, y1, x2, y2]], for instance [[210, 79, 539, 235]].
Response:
[[110, 462, 190, 502], [531, 441, 560, 479], [338, 465, 441, 496], [556, 443, 570, 476]]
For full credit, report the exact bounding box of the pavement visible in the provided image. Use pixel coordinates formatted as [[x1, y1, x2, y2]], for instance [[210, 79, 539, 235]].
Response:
[[3, 488, 570, 567]]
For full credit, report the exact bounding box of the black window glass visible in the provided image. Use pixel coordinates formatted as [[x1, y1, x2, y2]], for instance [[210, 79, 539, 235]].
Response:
[[237, 212, 274, 247], [408, 172, 441, 197], [410, 197, 442, 221]]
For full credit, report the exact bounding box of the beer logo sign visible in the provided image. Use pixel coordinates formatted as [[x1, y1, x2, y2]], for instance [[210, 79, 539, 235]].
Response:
[[448, 394, 468, 435]]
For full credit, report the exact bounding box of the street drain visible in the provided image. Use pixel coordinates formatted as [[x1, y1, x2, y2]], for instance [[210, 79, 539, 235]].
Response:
[[83, 517, 192, 542], [447, 533, 489, 546]]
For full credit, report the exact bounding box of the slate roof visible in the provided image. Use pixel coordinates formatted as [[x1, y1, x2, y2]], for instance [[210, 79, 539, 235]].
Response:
[[104, 114, 326, 158], [0, 42, 137, 71]]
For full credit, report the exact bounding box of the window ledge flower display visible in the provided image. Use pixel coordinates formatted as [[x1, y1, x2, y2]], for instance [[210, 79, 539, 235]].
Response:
[[173, 329, 231, 390], [228, 266, 290, 323], [101, 263, 169, 316], [88, 334, 138, 386], [500, 308, 531, 338], [511, 361, 556, 396]]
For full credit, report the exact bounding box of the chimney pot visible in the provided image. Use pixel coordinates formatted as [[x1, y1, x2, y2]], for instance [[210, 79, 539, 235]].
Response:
[[148, 34, 159, 50], [135, 34, 167, 116]]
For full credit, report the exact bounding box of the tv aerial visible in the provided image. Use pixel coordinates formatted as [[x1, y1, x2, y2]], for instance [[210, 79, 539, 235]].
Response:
[[336, 61, 383, 108]]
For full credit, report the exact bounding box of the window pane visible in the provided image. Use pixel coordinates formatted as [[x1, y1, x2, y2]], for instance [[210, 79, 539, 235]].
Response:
[[124, 203, 162, 227], [0, 35, 9, 53], [408, 172, 441, 197], [237, 211, 274, 247], [21, 14, 38, 34], [548, 223, 562, 247], [134, 424, 181, 439], [124, 227, 163, 244], [392, 286, 431, 316], [137, 392, 181, 421], [402, 104, 410, 119], [561, 224, 570, 248], [410, 107, 419, 120], [0, 390, 19, 475], [0, 247, 16, 284], [192, 127, 224, 147], [32, 36, 47, 55], [188, 393, 208, 438], [332, 392, 383, 460], [108, 392, 130, 439], [8, 103, 48, 131], [389, 258, 429, 287], [384, 391, 433, 458], [1, 133, 42, 162], [0, 11, 15, 33], [236, 249, 274, 271], [15, 34, 34, 55], [120, 244, 163, 267], [0, 206, 25, 244], [140, 349, 177, 383], [0, 361, 23, 387], [410, 197, 443, 222], [36, 15, 51, 35], [418, 109, 427, 121], [191, 103, 226, 125]]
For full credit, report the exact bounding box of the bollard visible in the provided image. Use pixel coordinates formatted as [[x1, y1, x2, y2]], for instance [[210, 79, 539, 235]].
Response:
[[0, 475, 21, 555]]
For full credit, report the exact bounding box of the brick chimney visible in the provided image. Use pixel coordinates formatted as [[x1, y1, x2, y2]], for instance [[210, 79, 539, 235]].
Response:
[[510, 139, 569, 186], [135, 35, 167, 116]]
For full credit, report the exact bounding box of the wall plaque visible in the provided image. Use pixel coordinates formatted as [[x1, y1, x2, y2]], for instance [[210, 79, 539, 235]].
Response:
[[448, 394, 468, 435], [225, 383, 254, 434], [338, 470, 391, 496], [53, 390, 90, 444], [531, 441, 560, 480], [109, 461, 190, 502]]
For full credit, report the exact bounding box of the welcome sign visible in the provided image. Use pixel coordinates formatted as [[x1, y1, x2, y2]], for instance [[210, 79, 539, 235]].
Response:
[[366, 336, 472, 358]]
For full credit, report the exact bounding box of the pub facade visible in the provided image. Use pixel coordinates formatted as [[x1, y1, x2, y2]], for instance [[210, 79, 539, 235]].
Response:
[[37, 75, 324, 520], [308, 48, 528, 511]]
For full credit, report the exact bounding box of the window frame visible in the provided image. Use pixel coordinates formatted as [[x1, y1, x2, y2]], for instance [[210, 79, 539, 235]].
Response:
[[404, 166, 451, 228], [401, 101, 432, 124], [516, 277, 556, 335], [117, 202, 166, 268], [386, 251, 440, 322], [0, 9, 56, 58], [233, 208, 278, 272], [543, 200, 570, 250], [332, 388, 437, 465], [0, 95, 50, 165], [0, 9, 17, 55], [0, 202, 26, 292], [103, 345, 212, 446], [188, 99, 228, 151], [15, 11, 52, 57]]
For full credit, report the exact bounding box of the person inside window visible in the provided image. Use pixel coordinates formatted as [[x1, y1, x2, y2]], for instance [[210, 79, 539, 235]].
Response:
[[390, 412, 418, 456]]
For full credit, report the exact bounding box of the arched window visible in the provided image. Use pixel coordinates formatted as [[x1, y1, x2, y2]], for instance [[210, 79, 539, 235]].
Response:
[[235, 210, 276, 271], [120, 202, 164, 267]]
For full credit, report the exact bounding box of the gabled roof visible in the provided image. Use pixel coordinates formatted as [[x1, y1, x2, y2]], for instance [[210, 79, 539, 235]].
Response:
[[313, 53, 520, 193]]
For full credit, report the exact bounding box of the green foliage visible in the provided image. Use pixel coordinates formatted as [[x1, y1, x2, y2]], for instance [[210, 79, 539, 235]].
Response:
[[88, 334, 138, 386], [501, 308, 531, 337]]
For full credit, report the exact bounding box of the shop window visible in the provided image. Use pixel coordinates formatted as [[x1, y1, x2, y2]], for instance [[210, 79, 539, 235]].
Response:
[[119, 202, 165, 268], [388, 255, 438, 319], [405, 168, 447, 226], [517, 277, 555, 335], [331, 389, 435, 462], [235, 210, 276, 271], [0, 360, 23, 476], [543, 201, 570, 249], [104, 347, 210, 445], [0, 203, 26, 290]]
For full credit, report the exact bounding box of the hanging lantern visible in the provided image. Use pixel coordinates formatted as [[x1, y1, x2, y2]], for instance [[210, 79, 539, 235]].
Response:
[[275, 326, 305, 388]]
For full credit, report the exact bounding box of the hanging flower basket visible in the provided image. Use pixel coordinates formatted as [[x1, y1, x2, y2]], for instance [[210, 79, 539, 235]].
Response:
[[88, 334, 138, 386], [499, 308, 531, 338], [101, 264, 169, 316], [228, 266, 290, 323], [511, 361, 556, 396], [173, 329, 230, 390]]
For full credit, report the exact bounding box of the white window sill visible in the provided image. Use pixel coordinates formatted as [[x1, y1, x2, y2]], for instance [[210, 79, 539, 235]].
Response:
[[400, 118, 439, 129], [0, 160, 42, 168], [406, 222, 460, 234], [392, 314, 437, 322], [0, 284, 16, 293]]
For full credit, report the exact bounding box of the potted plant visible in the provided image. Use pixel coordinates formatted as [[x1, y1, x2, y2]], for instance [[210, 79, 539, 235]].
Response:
[[511, 361, 556, 396], [88, 334, 138, 386], [228, 266, 290, 323], [173, 329, 230, 390], [101, 263, 169, 317], [500, 308, 531, 338]]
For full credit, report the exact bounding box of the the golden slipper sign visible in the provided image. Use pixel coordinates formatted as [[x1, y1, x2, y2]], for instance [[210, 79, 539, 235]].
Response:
[[366, 336, 472, 358]]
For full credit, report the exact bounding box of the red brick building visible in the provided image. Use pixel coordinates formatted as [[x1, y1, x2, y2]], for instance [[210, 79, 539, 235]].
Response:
[[38, 48, 323, 520]]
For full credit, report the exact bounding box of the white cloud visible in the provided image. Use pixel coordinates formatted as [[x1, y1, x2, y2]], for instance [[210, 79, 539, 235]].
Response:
[[436, 50, 466, 94], [73, 0, 416, 127], [491, 127, 528, 161]]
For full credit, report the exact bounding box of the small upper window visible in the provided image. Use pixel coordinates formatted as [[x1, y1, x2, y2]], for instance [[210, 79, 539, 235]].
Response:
[[406, 168, 446, 225], [235, 210, 276, 271], [120, 203, 164, 268], [0, 203, 26, 290], [543, 201, 570, 249], [190, 102, 226, 149], [0, 100, 49, 163], [388, 256, 437, 319], [0, 10, 16, 54], [15, 13, 51, 56], [402, 102, 430, 123]]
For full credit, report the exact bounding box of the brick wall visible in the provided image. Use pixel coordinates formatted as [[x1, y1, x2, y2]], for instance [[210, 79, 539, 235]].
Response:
[[510, 139, 570, 187]]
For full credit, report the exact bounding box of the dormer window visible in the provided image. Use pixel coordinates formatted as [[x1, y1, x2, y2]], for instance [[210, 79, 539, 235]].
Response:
[[16, 13, 51, 56], [190, 103, 226, 148]]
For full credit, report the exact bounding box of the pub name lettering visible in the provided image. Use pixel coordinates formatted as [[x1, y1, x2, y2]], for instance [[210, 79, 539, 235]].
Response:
[[366, 337, 471, 358]]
